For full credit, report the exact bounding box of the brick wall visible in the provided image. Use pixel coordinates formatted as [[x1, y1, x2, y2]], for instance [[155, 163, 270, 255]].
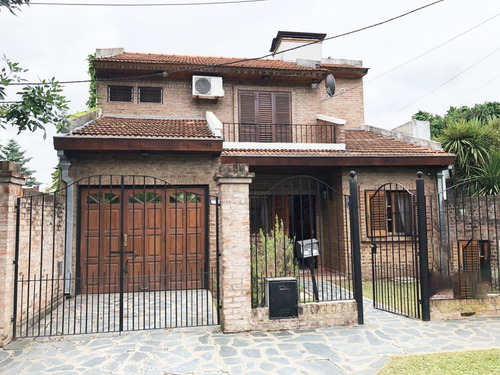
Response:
[[0, 162, 25, 346], [14, 192, 66, 337], [215, 164, 254, 333], [97, 76, 364, 128], [341, 167, 438, 279]]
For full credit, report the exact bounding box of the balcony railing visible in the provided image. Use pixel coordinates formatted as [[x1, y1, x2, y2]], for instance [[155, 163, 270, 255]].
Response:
[[223, 123, 337, 144]]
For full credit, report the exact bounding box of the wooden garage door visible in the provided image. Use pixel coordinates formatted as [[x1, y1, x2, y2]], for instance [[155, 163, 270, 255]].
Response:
[[79, 187, 206, 293]]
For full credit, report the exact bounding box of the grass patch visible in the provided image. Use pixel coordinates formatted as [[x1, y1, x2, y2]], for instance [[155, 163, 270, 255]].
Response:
[[378, 349, 500, 375], [362, 280, 419, 316]]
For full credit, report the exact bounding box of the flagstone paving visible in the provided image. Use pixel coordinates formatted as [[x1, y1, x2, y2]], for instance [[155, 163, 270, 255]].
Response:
[[2, 300, 500, 374]]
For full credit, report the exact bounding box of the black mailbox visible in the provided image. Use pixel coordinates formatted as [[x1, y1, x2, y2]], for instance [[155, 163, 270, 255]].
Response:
[[265, 277, 298, 319]]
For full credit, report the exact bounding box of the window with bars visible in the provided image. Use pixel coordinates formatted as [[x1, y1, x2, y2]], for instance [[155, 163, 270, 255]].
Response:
[[365, 190, 414, 237], [238, 90, 292, 142], [108, 85, 133, 102], [139, 86, 162, 103]]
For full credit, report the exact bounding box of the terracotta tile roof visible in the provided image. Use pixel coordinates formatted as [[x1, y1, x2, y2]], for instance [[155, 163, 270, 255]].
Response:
[[344, 129, 453, 156], [222, 148, 346, 157], [70, 116, 217, 139], [221, 129, 454, 158], [94, 52, 326, 72]]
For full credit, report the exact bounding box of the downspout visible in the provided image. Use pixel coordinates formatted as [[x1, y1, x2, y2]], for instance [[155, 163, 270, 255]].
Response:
[[436, 169, 449, 277], [58, 150, 74, 295]]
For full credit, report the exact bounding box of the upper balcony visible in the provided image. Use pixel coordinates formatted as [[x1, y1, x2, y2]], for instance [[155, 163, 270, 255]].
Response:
[[223, 122, 340, 144], [219, 115, 346, 150]]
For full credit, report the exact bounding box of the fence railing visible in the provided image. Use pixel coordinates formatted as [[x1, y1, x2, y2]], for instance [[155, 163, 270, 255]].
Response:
[[223, 123, 337, 143], [427, 186, 500, 300]]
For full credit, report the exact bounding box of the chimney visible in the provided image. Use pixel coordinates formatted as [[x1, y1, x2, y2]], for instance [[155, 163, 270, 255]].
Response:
[[95, 48, 125, 58], [270, 31, 326, 66]]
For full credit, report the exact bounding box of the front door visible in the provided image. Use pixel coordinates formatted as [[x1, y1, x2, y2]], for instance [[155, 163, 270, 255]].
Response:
[[79, 186, 206, 294]]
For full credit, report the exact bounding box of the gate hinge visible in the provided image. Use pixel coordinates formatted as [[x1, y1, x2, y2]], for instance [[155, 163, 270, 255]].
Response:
[[12, 260, 16, 265]]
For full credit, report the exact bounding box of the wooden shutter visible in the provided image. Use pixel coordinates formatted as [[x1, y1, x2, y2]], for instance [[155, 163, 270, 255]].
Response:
[[459, 240, 479, 271], [365, 191, 387, 237], [239, 91, 257, 141], [238, 90, 292, 143], [275, 92, 292, 142], [257, 92, 273, 142]]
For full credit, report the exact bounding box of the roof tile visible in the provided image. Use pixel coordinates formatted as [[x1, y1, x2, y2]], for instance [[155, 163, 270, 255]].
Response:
[[94, 52, 326, 72], [70, 116, 216, 139]]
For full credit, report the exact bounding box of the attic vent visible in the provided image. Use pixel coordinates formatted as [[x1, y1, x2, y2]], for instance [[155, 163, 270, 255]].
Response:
[[195, 78, 211, 95]]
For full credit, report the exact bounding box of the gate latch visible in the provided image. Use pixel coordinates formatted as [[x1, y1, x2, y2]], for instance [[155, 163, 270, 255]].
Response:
[[371, 242, 377, 254]]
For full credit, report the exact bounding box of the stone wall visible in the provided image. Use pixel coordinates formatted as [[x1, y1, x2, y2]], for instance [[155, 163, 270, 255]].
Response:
[[430, 295, 500, 320], [251, 300, 357, 331]]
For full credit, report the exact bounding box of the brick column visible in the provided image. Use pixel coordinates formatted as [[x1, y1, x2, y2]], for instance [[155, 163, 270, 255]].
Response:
[[0, 162, 25, 346], [215, 164, 254, 333]]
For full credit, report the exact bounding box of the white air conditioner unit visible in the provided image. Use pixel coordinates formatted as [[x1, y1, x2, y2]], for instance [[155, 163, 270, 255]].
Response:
[[192, 75, 224, 99]]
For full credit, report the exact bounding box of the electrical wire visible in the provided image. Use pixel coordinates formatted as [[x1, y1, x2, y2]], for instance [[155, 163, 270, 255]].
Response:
[[379, 46, 500, 123], [6, 0, 445, 86], [324, 11, 500, 101], [29, 0, 266, 7]]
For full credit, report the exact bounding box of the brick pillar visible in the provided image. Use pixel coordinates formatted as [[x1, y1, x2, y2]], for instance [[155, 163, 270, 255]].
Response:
[[215, 164, 254, 333], [0, 161, 25, 346]]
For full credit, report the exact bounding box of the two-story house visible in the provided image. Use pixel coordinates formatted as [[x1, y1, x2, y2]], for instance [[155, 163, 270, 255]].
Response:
[[53, 31, 454, 332]]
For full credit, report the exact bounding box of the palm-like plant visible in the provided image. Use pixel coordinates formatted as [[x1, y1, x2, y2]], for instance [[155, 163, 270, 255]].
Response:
[[439, 118, 493, 183], [469, 150, 500, 196]]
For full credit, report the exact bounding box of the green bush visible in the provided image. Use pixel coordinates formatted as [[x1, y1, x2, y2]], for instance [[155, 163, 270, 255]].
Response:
[[251, 216, 297, 306]]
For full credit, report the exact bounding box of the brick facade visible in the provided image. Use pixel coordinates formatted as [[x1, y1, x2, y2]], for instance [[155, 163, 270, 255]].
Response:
[[97, 76, 364, 129]]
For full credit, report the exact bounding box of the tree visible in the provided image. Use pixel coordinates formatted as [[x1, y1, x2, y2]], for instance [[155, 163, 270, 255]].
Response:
[[0, 1, 68, 137], [0, 0, 29, 14], [0, 138, 40, 186]]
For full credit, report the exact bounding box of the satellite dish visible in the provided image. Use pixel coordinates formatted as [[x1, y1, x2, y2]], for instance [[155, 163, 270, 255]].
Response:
[[325, 74, 336, 97], [321, 74, 336, 102]]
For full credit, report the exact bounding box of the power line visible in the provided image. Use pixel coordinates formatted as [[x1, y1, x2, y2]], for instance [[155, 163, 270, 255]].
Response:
[[7, 0, 445, 86], [329, 11, 500, 99], [363, 12, 500, 86], [380, 46, 500, 123], [30, 0, 266, 7]]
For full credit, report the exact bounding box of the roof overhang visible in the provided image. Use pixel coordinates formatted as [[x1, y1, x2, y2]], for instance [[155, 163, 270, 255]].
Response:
[[54, 136, 223, 154], [221, 154, 455, 167], [92, 61, 367, 83]]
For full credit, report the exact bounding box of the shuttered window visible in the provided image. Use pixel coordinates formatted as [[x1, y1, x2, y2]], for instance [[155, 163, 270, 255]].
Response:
[[108, 85, 133, 102], [238, 90, 291, 142], [365, 190, 414, 237]]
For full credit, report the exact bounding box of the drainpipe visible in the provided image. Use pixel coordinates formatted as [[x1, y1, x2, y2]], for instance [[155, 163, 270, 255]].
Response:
[[58, 151, 74, 295], [436, 169, 449, 277]]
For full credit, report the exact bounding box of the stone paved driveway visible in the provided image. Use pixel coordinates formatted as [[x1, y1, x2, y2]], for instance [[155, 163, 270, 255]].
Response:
[[2, 300, 500, 375]]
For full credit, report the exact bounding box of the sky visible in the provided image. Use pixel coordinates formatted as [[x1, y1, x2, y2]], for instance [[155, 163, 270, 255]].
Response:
[[1, 0, 499, 187]]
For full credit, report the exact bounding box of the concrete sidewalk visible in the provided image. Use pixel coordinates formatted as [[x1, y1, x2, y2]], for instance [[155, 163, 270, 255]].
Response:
[[1, 301, 500, 375]]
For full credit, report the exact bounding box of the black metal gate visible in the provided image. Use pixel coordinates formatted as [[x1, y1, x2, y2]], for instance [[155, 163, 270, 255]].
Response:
[[13, 175, 220, 338], [249, 174, 364, 323], [368, 173, 430, 320]]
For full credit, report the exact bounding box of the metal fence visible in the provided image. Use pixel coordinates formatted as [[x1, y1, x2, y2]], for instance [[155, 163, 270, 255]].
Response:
[[428, 180, 500, 299], [13, 175, 220, 338], [249, 175, 358, 310], [223, 123, 337, 143]]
